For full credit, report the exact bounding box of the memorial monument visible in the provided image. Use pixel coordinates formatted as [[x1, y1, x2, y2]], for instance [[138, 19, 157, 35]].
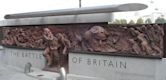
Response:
[[2, 24, 163, 57], [0, 2, 166, 80]]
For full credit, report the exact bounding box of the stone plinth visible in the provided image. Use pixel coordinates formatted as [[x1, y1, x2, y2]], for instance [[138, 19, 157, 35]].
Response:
[[2, 47, 45, 69], [69, 52, 166, 80]]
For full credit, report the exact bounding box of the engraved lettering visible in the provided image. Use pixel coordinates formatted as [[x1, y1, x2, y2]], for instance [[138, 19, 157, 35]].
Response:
[[120, 61, 127, 69], [93, 59, 97, 66], [72, 57, 127, 69], [108, 60, 114, 67], [87, 58, 91, 65]]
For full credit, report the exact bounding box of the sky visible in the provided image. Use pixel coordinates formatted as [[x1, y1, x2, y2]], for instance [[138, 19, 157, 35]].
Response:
[[0, 0, 165, 21]]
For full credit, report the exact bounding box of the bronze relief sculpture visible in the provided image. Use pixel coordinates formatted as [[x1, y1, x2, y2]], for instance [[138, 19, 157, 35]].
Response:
[[83, 26, 117, 52], [1, 24, 164, 72], [43, 28, 70, 71]]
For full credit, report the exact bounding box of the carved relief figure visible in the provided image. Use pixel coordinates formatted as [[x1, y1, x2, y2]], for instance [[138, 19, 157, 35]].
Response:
[[43, 28, 60, 68], [134, 28, 152, 55], [128, 39, 141, 54], [148, 24, 164, 55], [55, 33, 71, 70], [2, 27, 44, 48], [43, 28, 70, 71], [83, 26, 117, 52], [2, 28, 15, 45]]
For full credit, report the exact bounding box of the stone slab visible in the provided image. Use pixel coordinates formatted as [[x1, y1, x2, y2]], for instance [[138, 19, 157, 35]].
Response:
[[69, 52, 166, 80], [0, 13, 112, 26], [2, 47, 45, 69], [27, 70, 60, 80], [0, 63, 38, 80], [67, 74, 105, 80], [155, 58, 166, 80], [5, 3, 147, 19], [27, 71, 105, 80]]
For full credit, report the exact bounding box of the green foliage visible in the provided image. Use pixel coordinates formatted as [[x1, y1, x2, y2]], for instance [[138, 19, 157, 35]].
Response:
[[155, 17, 166, 23], [136, 18, 144, 24], [112, 19, 121, 24], [112, 19, 127, 24], [128, 20, 135, 24], [120, 19, 127, 24], [145, 18, 152, 24]]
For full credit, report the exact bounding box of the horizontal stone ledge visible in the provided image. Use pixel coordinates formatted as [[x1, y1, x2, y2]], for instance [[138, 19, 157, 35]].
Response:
[[0, 13, 112, 27], [70, 52, 162, 59]]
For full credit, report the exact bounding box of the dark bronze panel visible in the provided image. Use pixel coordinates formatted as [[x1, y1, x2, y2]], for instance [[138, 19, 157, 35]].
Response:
[[2, 23, 164, 58]]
